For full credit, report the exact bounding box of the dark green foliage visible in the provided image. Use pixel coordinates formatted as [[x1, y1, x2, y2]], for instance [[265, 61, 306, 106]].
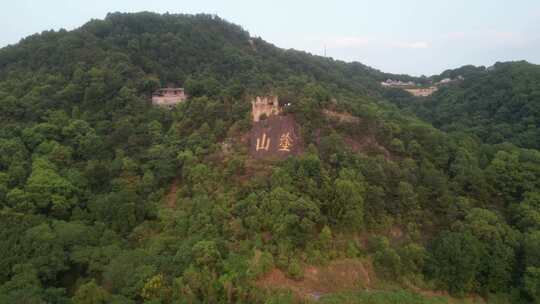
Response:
[[524, 267, 540, 302], [374, 246, 402, 280], [426, 231, 485, 294], [73, 280, 111, 304]]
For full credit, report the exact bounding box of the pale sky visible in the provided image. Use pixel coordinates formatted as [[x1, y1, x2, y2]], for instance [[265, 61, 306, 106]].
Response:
[[1, 0, 539, 76]]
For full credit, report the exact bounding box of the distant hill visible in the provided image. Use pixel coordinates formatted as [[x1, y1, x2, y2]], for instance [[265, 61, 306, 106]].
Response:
[[0, 12, 403, 99], [387, 61, 540, 149]]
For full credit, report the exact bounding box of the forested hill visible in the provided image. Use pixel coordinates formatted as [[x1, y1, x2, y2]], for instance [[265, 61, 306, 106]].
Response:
[[388, 61, 540, 149], [1, 12, 540, 304], [0, 12, 401, 99]]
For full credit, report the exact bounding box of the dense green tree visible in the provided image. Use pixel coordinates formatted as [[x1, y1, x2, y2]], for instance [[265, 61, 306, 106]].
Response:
[[511, 192, 540, 232], [25, 158, 78, 217], [426, 231, 485, 294], [0, 264, 67, 303], [102, 250, 156, 299], [374, 247, 402, 280], [328, 169, 365, 230], [73, 280, 111, 304], [460, 208, 519, 292], [524, 267, 540, 303]]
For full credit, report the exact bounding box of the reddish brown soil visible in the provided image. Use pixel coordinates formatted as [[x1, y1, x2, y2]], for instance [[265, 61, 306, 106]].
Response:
[[257, 259, 373, 300], [257, 257, 485, 303], [343, 135, 391, 159]]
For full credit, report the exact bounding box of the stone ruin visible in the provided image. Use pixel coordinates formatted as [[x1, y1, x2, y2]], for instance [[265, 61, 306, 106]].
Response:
[[251, 96, 281, 122], [405, 87, 438, 97], [152, 88, 187, 108]]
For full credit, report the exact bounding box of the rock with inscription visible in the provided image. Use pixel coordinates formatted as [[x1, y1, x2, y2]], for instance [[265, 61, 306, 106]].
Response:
[[250, 115, 303, 159]]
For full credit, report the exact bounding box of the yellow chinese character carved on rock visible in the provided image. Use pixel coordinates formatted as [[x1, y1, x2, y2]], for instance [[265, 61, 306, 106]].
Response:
[[256, 133, 271, 151], [279, 132, 293, 152]]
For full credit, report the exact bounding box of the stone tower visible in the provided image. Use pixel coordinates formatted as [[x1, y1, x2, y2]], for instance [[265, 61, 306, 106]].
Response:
[[251, 96, 280, 122]]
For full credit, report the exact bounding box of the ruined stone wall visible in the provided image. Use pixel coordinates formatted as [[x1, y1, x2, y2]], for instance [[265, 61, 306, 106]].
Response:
[[152, 94, 187, 106], [152, 89, 187, 107], [405, 87, 438, 97], [251, 96, 281, 122]]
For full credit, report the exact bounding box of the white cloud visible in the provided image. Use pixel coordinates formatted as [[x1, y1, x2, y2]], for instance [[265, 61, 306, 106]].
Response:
[[444, 30, 535, 48], [392, 41, 430, 49], [324, 36, 430, 50], [326, 36, 373, 48]]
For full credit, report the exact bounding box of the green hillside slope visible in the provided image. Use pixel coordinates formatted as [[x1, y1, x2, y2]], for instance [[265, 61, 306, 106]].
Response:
[[0, 12, 539, 303]]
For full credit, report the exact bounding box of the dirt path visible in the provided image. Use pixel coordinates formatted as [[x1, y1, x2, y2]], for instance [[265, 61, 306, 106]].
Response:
[[165, 177, 179, 208]]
